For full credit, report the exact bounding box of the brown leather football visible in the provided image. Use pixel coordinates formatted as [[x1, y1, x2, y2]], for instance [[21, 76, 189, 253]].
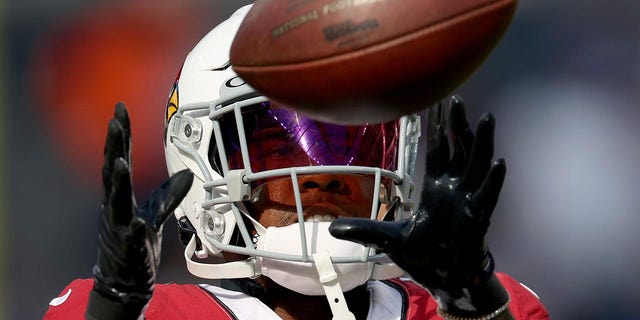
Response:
[[231, 0, 517, 124]]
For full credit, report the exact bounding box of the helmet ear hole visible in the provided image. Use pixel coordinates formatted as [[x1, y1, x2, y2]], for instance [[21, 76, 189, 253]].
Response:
[[229, 211, 258, 248], [229, 225, 245, 248]]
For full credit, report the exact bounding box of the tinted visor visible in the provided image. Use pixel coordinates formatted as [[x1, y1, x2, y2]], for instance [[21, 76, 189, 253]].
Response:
[[214, 102, 399, 175]]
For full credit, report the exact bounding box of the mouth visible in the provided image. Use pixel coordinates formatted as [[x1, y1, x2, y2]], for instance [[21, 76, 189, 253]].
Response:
[[253, 202, 367, 227], [301, 205, 347, 223], [304, 214, 336, 222]]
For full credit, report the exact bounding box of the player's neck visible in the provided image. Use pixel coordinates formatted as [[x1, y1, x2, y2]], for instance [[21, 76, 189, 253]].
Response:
[[260, 278, 370, 320]]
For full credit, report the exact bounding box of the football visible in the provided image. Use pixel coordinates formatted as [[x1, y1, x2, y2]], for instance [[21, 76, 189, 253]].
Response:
[[230, 0, 517, 124]]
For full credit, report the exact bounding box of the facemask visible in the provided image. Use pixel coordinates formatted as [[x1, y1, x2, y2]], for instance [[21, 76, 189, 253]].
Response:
[[255, 222, 374, 296]]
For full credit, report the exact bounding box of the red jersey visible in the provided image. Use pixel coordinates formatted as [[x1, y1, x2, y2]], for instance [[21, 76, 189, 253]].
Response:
[[44, 272, 549, 319]]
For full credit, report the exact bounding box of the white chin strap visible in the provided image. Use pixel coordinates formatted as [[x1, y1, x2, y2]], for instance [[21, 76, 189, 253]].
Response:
[[255, 222, 373, 296], [312, 251, 356, 320], [183, 236, 261, 278]]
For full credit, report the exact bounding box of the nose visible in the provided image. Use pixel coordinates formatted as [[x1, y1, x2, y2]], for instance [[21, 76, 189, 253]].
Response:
[[299, 174, 346, 193]]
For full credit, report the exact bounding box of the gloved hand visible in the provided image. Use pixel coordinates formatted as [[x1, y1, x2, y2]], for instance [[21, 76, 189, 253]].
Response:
[[86, 103, 193, 320], [330, 96, 509, 317]]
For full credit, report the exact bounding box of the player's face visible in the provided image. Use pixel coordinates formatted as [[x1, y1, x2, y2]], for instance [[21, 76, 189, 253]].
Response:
[[217, 102, 400, 227], [247, 174, 376, 227]]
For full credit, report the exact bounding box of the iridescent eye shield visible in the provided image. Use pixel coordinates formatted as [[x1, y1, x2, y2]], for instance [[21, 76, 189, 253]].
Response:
[[218, 102, 400, 174]]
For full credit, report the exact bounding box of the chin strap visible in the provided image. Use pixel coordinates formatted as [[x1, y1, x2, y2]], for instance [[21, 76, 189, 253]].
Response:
[[184, 236, 261, 279], [312, 251, 356, 320]]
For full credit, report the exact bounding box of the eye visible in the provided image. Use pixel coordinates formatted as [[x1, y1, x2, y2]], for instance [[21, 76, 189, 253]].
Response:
[[268, 143, 294, 157], [269, 146, 286, 156]]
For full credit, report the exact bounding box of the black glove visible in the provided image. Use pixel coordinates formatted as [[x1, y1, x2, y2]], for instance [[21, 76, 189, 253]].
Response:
[[86, 103, 193, 320], [330, 96, 509, 317]]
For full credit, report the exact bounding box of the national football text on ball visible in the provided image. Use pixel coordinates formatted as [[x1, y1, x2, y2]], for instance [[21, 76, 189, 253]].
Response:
[[271, 0, 387, 39]]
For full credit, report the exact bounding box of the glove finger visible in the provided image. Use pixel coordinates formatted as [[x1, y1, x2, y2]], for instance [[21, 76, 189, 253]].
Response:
[[426, 101, 450, 178], [110, 157, 134, 226], [124, 217, 150, 267], [126, 217, 147, 249], [114, 102, 132, 166], [448, 96, 475, 177], [142, 169, 194, 230], [461, 113, 495, 192], [102, 118, 127, 203], [468, 158, 506, 220], [329, 218, 406, 252]]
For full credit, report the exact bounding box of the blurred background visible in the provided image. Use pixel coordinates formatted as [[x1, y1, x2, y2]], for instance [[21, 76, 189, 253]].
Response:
[[3, 0, 640, 319]]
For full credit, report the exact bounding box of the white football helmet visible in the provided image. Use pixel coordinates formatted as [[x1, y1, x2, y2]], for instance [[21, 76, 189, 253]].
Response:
[[164, 5, 421, 316]]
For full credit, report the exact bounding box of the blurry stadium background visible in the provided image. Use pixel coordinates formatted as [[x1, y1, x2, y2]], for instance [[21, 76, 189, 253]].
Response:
[[3, 0, 640, 319]]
